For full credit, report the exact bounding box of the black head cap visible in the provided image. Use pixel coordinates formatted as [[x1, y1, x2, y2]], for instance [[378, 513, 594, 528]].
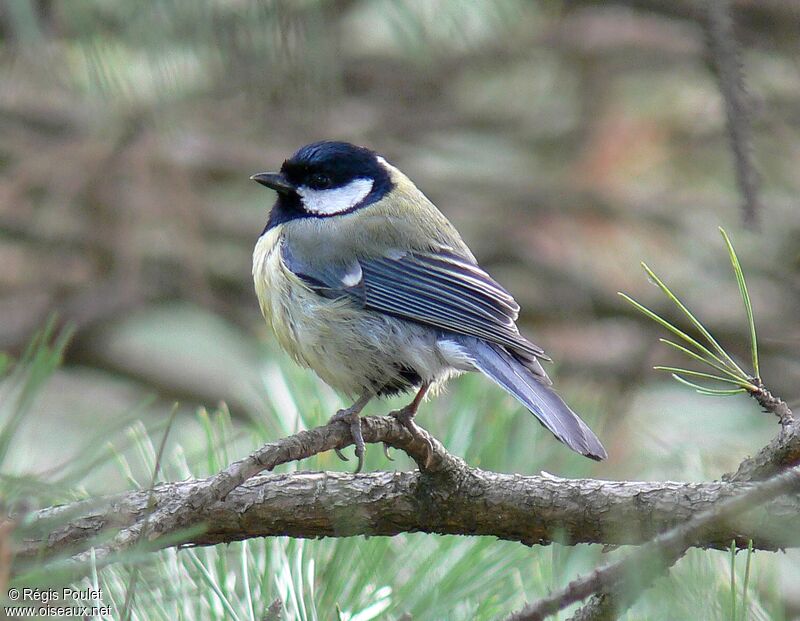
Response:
[[255, 141, 394, 232], [283, 141, 390, 191]]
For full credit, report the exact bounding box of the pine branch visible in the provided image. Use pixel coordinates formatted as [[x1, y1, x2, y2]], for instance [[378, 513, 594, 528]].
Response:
[[512, 387, 797, 621], [16, 414, 800, 572], [506, 464, 800, 621]]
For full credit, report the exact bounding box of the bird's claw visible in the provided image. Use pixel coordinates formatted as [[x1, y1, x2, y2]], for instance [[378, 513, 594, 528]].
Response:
[[390, 406, 434, 467], [382, 443, 394, 461], [329, 408, 366, 473]]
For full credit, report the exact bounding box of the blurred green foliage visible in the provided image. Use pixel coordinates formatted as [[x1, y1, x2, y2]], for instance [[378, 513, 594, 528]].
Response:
[[1, 329, 785, 620], [1, 0, 800, 618]]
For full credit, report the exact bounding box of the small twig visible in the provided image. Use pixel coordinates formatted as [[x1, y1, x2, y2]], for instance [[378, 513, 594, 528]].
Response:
[[565, 563, 677, 621], [725, 417, 800, 482], [749, 378, 795, 426], [506, 465, 800, 621], [565, 389, 796, 621], [705, 0, 762, 227], [727, 380, 798, 483]]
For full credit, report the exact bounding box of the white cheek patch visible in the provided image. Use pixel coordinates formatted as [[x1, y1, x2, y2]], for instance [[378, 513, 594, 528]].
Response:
[[297, 178, 374, 216]]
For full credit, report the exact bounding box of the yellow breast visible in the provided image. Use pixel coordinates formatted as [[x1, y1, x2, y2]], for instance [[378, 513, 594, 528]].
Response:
[[252, 222, 460, 398], [252, 227, 302, 356]]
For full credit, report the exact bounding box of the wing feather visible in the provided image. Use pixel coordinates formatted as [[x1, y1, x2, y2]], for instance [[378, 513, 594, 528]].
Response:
[[281, 243, 545, 358], [407, 252, 519, 314], [362, 258, 515, 326]]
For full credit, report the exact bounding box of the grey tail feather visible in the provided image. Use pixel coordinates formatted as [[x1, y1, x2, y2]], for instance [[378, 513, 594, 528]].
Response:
[[466, 339, 607, 461]]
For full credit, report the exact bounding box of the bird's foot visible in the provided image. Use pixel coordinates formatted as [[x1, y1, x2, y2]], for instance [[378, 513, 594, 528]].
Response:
[[389, 405, 434, 468], [329, 407, 366, 473]]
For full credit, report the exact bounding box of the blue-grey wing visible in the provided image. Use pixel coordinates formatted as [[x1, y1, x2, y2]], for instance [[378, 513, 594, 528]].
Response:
[[282, 242, 545, 360], [360, 252, 547, 358]]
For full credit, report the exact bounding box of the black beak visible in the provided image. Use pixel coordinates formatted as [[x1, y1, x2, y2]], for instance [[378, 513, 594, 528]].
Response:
[[250, 172, 296, 194]]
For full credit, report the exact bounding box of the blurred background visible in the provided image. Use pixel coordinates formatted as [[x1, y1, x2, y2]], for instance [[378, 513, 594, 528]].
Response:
[[1, 1, 800, 619]]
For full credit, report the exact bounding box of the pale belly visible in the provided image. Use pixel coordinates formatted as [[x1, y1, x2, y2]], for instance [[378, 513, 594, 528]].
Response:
[[253, 230, 466, 398]]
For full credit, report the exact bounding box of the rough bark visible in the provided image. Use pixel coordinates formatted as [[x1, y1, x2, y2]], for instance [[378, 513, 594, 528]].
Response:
[[506, 464, 800, 621], [725, 417, 800, 482], [18, 446, 800, 561], [512, 386, 797, 621]]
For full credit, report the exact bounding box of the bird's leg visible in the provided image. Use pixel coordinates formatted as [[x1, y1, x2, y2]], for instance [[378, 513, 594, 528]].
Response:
[[389, 383, 434, 464], [329, 392, 372, 472]]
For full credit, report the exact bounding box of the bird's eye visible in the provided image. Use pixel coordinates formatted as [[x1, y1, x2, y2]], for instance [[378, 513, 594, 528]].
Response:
[[309, 173, 332, 190]]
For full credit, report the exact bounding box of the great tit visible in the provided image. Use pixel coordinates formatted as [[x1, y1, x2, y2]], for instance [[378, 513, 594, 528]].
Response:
[[251, 141, 607, 470]]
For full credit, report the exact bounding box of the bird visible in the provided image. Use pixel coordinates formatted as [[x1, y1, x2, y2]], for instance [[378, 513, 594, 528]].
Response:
[[251, 140, 607, 471]]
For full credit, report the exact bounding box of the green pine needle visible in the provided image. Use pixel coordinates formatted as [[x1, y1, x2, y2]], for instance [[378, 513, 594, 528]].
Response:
[[670, 374, 748, 396], [186, 549, 244, 621], [621, 232, 761, 398], [618, 293, 733, 372], [720, 228, 759, 379], [640, 262, 747, 377], [741, 539, 754, 621], [730, 540, 737, 621], [658, 339, 748, 383], [653, 367, 755, 389]]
